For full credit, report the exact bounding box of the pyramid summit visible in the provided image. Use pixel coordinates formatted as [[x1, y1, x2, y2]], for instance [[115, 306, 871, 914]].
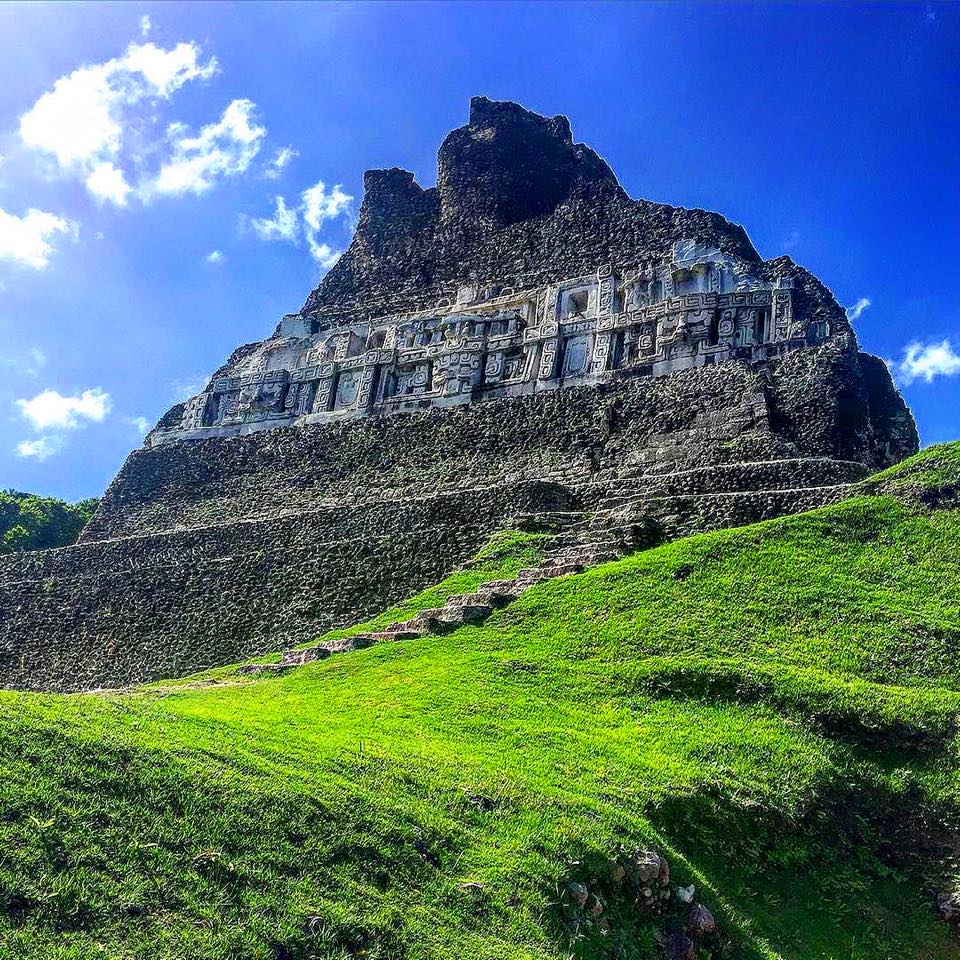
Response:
[[0, 98, 917, 691]]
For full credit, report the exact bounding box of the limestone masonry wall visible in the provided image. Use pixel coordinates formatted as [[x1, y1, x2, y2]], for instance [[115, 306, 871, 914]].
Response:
[[86, 359, 782, 541], [1, 482, 575, 692]]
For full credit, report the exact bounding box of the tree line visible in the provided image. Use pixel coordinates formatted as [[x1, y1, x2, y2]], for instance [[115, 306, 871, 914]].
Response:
[[0, 490, 98, 554]]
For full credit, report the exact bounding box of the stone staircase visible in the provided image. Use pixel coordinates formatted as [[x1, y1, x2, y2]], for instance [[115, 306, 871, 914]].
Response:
[[237, 457, 867, 677], [237, 525, 632, 676]]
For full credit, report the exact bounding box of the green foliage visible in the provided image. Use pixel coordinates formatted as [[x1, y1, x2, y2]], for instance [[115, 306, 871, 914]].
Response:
[[0, 490, 97, 554], [2, 446, 960, 958]]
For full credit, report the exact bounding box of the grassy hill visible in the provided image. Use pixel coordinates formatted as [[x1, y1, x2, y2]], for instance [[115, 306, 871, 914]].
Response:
[[0, 490, 97, 554], [2, 444, 960, 959]]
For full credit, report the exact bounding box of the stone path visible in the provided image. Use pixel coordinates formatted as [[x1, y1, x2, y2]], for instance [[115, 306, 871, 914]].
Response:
[[237, 522, 630, 676]]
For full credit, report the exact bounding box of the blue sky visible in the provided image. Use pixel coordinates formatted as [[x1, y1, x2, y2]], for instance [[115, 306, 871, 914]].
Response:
[[0, 2, 957, 501]]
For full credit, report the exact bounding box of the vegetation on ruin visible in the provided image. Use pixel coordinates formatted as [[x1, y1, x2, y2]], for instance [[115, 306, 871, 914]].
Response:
[[0, 490, 97, 554], [2, 444, 960, 958], [315, 528, 555, 646]]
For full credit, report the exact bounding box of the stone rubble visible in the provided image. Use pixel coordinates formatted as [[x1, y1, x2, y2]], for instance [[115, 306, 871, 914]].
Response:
[[563, 847, 725, 958]]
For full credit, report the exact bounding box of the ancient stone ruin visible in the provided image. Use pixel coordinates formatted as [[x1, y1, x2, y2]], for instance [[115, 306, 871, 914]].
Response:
[[0, 97, 918, 691]]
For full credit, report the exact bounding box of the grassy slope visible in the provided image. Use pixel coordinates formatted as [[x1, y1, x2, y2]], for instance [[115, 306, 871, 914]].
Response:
[[2, 446, 960, 959]]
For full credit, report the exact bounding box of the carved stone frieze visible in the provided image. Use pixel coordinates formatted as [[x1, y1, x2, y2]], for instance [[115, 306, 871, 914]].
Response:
[[156, 248, 814, 443]]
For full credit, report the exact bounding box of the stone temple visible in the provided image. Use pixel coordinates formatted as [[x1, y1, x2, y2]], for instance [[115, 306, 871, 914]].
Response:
[[0, 97, 917, 691]]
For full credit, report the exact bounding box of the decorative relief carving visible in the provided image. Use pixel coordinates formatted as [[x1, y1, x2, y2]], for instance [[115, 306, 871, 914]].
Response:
[[560, 335, 590, 378], [538, 338, 559, 380], [181, 394, 208, 431], [591, 331, 613, 375], [333, 371, 361, 410], [167, 248, 826, 440], [313, 377, 334, 413], [597, 279, 615, 317], [237, 372, 288, 418]]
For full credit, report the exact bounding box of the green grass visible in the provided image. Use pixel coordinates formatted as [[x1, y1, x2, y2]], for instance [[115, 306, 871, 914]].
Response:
[[2, 445, 960, 958], [311, 528, 555, 647]]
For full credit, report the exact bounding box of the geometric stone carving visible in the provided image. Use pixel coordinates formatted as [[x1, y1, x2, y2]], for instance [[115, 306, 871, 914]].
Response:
[[157, 243, 818, 444]]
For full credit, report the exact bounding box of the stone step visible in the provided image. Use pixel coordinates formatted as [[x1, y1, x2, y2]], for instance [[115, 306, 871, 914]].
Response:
[[446, 590, 513, 608], [549, 546, 620, 561], [552, 536, 627, 552], [410, 608, 446, 626], [599, 481, 852, 504], [610, 457, 868, 489], [590, 484, 852, 516], [368, 627, 426, 642], [319, 635, 377, 653], [478, 578, 515, 589], [513, 509, 588, 530], [548, 561, 587, 576], [516, 561, 583, 583], [435, 603, 493, 625], [281, 646, 330, 666], [475, 580, 523, 600], [551, 525, 628, 541], [576, 487, 848, 526], [483, 586, 522, 603], [386, 599, 497, 636], [552, 548, 623, 566], [236, 661, 296, 675], [241, 553, 600, 678], [558, 515, 648, 537], [583, 485, 854, 539], [381, 614, 435, 637]]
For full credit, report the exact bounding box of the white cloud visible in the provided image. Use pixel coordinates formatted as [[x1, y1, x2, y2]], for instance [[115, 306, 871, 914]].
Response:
[[206, 249, 225, 264], [20, 38, 240, 206], [127, 415, 151, 434], [150, 99, 265, 197], [0, 206, 74, 269], [123, 42, 217, 98], [15, 436, 64, 461], [264, 146, 297, 180], [846, 297, 872, 322], [140, 14, 152, 37], [16, 387, 111, 430], [302, 181, 351, 266], [897, 340, 960, 385], [248, 178, 351, 269], [20, 41, 216, 171], [21, 35, 275, 209], [301, 181, 352, 230], [250, 195, 299, 241], [308, 242, 342, 270], [86, 161, 132, 206], [20, 60, 124, 169]]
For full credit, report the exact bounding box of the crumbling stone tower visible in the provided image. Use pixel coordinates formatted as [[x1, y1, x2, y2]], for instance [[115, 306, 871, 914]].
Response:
[[0, 98, 917, 691]]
